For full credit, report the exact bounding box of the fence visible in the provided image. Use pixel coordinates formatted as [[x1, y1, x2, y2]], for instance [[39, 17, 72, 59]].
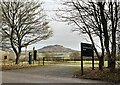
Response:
[[2, 57, 81, 65], [3, 56, 120, 66]]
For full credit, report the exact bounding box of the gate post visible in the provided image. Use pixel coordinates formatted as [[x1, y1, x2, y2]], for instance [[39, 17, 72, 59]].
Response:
[[29, 52, 32, 64]]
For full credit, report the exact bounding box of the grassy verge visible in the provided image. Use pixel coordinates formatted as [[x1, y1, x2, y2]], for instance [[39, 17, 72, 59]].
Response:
[[2, 64, 42, 71], [73, 67, 120, 83]]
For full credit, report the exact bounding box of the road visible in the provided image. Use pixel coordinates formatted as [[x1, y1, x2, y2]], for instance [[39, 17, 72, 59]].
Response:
[[2, 64, 108, 83]]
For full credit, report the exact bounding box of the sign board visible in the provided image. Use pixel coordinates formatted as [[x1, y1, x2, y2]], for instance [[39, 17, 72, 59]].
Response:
[[81, 43, 94, 75], [81, 43, 93, 56]]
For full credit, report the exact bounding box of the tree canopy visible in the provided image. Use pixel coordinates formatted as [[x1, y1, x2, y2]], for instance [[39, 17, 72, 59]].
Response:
[[0, 1, 53, 64], [57, 0, 120, 71]]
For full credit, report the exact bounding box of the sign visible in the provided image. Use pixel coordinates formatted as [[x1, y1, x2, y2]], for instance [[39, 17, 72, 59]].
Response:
[[81, 43, 93, 56], [81, 43, 94, 75]]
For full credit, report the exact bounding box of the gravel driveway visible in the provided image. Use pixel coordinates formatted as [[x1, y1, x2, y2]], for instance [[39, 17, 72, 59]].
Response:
[[2, 64, 107, 83]]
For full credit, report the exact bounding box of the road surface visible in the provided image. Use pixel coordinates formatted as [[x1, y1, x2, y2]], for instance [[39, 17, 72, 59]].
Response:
[[2, 64, 108, 83]]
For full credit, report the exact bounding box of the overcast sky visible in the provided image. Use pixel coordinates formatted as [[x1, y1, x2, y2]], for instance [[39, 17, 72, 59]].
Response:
[[26, 0, 92, 51]]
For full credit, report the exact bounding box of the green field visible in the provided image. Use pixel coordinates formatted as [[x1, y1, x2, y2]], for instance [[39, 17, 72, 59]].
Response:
[[2, 60, 120, 68]]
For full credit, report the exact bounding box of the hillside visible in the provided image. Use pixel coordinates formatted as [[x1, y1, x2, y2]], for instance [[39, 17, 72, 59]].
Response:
[[38, 45, 78, 53]]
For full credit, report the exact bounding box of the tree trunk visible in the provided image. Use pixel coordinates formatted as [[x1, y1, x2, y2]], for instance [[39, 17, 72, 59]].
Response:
[[15, 55, 19, 64], [107, 57, 111, 68], [98, 2, 111, 69], [109, 1, 117, 71], [107, 60, 110, 68], [107, 54, 115, 71], [15, 52, 21, 64], [88, 32, 103, 70], [99, 56, 104, 70], [110, 59, 116, 71]]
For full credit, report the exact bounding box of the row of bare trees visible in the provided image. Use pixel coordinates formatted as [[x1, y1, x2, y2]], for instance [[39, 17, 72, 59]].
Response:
[[57, 0, 120, 71], [0, 1, 53, 64]]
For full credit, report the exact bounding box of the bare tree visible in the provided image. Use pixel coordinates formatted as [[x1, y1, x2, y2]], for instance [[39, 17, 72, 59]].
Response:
[[0, 1, 53, 64], [98, 1, 120, 71], [57, 0, 120, 71], [57, 0, 105, 70]]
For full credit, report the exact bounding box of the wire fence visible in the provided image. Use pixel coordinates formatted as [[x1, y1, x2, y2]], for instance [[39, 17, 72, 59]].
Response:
[[2, 57, 120, 69]]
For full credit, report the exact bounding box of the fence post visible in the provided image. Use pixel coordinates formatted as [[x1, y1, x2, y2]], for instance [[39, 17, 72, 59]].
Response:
[[29, 52, 32, 64], [43, 57, 44, 65]]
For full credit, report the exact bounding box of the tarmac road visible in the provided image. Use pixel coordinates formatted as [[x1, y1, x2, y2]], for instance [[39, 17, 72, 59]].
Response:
[[2, 64, 108, 83]]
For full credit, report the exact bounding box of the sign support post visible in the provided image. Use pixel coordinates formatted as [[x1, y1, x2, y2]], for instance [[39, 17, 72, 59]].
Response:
[[81, 54, 83, 75], [81, 43, 83, 75], [92, 51, 94, 70]]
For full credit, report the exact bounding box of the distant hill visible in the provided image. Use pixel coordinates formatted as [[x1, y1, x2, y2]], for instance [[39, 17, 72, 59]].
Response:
[[38, 45, 78, 53]]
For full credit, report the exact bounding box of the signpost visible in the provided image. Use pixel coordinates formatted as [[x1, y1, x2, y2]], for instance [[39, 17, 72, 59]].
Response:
[[81, 43, 94, 75]]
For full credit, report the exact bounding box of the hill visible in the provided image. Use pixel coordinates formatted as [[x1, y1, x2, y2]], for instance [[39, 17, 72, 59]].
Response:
[[38, 45, 78, 53]]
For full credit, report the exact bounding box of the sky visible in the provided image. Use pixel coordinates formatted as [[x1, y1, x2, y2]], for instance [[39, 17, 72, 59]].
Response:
[[26, 0, 93, 51]]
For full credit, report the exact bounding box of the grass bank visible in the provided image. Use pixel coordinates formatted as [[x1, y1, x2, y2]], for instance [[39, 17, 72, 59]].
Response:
[[2, 64, 42, 71], [73, 67, 120, 83]]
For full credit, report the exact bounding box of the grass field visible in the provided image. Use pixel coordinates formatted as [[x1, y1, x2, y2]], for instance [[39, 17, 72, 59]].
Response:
[[2, 60, 120, 65], [2, 60, 120, 71]]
